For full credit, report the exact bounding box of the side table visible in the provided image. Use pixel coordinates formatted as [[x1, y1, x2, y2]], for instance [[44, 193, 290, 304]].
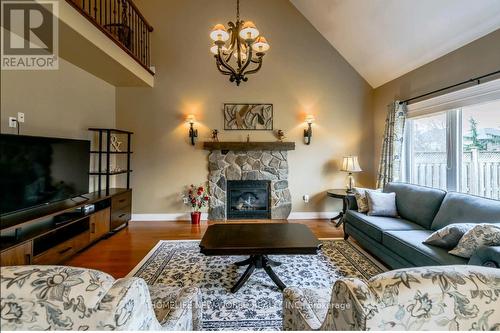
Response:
[[327, 189, 355, 227]]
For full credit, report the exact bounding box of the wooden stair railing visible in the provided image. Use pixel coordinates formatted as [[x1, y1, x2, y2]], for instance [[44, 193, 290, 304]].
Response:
[[66, 0, 154, 75]]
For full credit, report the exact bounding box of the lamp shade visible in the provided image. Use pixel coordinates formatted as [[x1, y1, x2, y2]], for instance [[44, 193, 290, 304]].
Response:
[[210, 44, 228, 55], [251, 36, 270, 53], [341, 156, 362, 173], [186, 114, 196, 124], [210, 24, 230, 42], [239, 21, 259, 40]]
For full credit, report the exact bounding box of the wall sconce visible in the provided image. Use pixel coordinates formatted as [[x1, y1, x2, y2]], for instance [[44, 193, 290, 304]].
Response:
[[303, 115, 315, 145], [186, 115, 198, 146]]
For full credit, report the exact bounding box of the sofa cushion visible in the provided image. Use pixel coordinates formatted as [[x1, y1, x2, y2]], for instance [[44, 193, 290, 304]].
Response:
[[431, 192, 500, 230], [345, 210, 425, 243], [382, 230, 467, 266], [448, 224, 500, 258], [366, 191, 398, 217], [423, 223, 476, 249], [384, 182, 446, 229]]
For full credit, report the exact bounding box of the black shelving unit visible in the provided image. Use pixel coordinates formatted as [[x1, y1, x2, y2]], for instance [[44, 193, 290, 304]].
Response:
[[89, 128, 133, 195]]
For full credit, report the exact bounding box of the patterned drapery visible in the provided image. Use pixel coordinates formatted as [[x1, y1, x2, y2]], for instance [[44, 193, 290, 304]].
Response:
[[376, 101, 407, 189]]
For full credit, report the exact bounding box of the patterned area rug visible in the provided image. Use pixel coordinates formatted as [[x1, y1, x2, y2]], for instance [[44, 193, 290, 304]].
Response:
[[128, 239, 386, 331]]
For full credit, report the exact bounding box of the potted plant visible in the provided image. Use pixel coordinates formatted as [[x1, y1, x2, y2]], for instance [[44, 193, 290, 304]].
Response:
[[185, 184, 209, 224]]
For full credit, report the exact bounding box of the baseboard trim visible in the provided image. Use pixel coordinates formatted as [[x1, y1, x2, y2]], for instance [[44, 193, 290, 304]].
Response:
[[131, 212, 338, 222], [131, 213, 209, 221], [287, 212, 338, 219]]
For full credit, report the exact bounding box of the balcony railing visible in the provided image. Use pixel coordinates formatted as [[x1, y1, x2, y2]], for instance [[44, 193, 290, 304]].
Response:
[[66, 0, 153, 74], [411, 151, 500, 200]]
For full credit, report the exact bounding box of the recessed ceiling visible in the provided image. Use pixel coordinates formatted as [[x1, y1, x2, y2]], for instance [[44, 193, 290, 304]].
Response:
[[290, 0, 500, 88]]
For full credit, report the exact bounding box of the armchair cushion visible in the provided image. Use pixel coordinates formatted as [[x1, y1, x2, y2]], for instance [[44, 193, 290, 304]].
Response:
[[0, 266, 161, 330], [0, 265, 114, 309], [284, 265, 500, 331], [365, 265, 500, 330], [0, 266, 200, 331], [149, 284, 201, 331], [282, 287, 330, 330]]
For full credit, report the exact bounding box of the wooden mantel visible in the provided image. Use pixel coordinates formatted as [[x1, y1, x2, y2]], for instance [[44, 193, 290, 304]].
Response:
[[203, 141, 295, 151]]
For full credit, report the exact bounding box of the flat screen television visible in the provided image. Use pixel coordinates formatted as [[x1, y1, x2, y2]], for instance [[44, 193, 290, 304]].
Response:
[[0, 134, 90, 216]]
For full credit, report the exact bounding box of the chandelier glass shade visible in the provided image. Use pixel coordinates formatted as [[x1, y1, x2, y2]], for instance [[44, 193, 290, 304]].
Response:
[[210, 0, 270, 86]]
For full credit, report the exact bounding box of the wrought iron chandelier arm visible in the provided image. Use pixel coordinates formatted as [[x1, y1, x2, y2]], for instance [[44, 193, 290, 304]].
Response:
[[215, 60, 233, 75], [216, 50, 237, 76], [238, 43, 254, 74], [243, 56, 263, 76]]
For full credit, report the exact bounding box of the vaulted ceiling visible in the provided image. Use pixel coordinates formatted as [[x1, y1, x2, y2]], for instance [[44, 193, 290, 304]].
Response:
[[290, 0, 500, 88]]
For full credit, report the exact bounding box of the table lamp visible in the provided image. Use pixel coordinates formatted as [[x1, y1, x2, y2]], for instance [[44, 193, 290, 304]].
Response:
[[341, 156, 362, 193]]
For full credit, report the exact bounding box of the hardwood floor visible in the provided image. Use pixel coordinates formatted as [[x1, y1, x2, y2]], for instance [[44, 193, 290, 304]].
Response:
[[65, 219, 343, 278]]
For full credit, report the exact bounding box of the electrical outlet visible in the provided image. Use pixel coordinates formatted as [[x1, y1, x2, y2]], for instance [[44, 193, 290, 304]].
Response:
[[9, 117, 17, 128], [303, 194, 309, 203], [17, 112, 25, 123], [183, 197, 189, 204]]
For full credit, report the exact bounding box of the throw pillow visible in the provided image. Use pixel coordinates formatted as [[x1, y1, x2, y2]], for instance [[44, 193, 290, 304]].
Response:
[[353, 188, 381, 213], [449, 224, 500, 258], [423, 223, 476, 249], [366, 191, 398, 217]]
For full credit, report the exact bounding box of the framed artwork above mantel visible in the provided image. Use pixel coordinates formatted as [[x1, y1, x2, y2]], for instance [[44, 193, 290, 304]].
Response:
[[223, 103, 273, 130]]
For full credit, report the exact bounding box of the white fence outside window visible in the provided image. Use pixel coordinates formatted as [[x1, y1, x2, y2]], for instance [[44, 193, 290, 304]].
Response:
[[412, 150, 500, 199]]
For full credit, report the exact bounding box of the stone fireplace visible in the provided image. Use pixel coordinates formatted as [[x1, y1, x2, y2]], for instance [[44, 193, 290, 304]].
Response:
[[227, 180, 270, 219], [204, 142, 295, 220]]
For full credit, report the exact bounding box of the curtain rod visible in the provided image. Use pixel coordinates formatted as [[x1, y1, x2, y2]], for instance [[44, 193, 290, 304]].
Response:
[[399, 69, 500, 105]]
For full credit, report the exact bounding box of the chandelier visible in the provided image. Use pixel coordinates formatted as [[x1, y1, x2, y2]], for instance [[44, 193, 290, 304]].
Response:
[[209, 0, 270, 86]]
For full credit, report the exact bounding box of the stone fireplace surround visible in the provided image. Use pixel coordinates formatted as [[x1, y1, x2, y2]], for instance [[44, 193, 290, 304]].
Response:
[[205, 142, 295, 220]]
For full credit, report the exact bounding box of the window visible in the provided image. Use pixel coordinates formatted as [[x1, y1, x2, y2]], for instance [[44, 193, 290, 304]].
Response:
[[461, 101, 500, 199], [405, 97, 500, 200]]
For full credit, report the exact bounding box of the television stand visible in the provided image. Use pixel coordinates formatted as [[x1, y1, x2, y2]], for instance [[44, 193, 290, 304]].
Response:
[[0, 188, 132, 266]]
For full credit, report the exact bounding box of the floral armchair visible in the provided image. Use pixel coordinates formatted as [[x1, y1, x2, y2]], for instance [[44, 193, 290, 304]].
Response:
[[283, 265, 500, 331], [0, 265, 201, 331]]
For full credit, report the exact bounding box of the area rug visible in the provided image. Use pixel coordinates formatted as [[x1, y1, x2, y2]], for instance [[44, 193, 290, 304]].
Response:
[[128, 239, 386, 330]]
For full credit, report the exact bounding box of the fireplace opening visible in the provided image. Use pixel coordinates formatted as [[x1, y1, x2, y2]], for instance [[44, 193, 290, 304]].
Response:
[[227, 180, 271, 219]]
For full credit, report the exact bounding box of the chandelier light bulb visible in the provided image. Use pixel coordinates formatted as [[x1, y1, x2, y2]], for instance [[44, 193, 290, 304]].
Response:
[[239, 21, 259, 40], [252, 36, 270, 53], [210, 24, 230, 42]]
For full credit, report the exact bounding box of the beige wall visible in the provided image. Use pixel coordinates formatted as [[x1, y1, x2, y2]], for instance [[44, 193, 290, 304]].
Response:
[[372, 29, 500, 175], [1, 58, 116, 139], [116, 0, 373, 215], [1, 58, 116, 191]]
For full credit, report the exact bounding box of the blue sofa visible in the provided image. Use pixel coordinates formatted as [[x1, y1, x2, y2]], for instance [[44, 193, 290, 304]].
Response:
[[343, 182, 500, 268]]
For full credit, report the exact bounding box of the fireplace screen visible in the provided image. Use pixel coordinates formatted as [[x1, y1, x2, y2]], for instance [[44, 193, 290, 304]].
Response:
[[227, 180, 271, 219]]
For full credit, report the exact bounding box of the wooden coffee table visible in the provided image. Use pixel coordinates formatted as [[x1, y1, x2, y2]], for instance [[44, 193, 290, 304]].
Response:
[[199, 223, 321, 293]]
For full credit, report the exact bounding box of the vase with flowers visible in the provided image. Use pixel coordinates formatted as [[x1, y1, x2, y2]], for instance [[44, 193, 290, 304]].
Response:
[[185, 184, 209, 224]]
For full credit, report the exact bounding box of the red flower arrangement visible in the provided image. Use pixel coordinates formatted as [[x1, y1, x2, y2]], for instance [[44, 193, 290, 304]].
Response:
[[186, 184, 209, 212]]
